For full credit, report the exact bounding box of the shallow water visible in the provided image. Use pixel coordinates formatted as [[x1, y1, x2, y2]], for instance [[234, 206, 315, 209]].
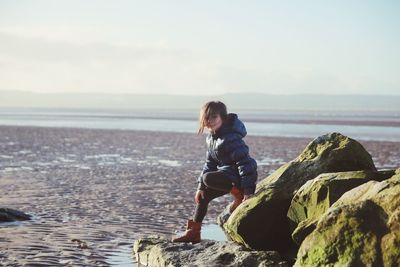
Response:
[[0, 212, 227, 266], [1, 110, 400, 141], [103, 224, 227, 266], [105, 245, 135, 266]]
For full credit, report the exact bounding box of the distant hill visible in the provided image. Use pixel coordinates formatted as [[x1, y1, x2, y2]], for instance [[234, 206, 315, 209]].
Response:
[[0, 91, 399, 111]]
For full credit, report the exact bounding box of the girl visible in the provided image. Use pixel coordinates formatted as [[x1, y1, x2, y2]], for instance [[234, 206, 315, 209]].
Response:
[[172, 101, 258, 243]]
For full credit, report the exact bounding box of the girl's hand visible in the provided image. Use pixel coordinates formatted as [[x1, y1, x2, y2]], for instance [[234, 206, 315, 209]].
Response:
[[195, 190, 205, 203], [243, 194, 254, 201]]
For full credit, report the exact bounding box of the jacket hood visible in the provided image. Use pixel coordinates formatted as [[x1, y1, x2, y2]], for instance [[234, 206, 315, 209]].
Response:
[[214, 113, 247, 138]]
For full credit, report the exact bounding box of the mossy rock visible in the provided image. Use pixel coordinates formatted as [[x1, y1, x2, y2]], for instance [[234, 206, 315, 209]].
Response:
[[295, 170, 400, 266], [223, 133, 376, 251], [288, 169, 395, 245]]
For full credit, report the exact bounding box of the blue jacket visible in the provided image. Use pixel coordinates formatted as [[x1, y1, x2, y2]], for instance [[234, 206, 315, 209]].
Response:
[[197, 113, 258, 195]]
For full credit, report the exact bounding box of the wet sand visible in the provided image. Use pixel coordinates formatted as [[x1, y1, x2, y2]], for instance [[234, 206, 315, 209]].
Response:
[[0, 126, 399, 266]]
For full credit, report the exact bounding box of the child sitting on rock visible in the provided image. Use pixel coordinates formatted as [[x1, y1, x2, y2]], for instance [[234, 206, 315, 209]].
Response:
[[172, 101, 258, 243]]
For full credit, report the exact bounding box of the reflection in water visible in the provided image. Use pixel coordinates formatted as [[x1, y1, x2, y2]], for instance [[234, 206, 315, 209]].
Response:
[[106, 245, 135, 267]]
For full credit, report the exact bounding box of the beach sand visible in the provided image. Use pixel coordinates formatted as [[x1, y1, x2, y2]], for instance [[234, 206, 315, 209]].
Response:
[[1, 126, 399, 266]]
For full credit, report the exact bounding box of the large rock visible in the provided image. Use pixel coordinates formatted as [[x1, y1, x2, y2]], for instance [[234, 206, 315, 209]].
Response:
[[222, 133, 376, 251], [288, 169, 395, 245], [133, 236, 289, 267], [0, 208, 31, 222], [295, 169, 400, 266]]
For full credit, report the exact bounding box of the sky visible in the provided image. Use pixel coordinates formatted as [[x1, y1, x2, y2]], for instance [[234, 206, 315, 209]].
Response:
[[0, 0, 399, 96]]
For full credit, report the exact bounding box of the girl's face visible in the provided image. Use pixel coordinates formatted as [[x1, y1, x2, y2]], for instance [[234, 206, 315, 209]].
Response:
[[205, 113, 223, 132]]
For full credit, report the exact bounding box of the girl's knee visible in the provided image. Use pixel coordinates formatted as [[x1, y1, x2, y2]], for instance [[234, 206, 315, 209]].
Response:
[[203, 172, 231, 192]]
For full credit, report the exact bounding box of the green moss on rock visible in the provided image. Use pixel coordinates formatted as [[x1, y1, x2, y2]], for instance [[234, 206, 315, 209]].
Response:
[[223, 132, 376, 251], [288, 169, 395, 245], [295, 171, 400, 266]]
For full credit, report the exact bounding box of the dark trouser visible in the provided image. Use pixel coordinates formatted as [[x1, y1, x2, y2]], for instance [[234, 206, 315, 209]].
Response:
[[193, 171, 233, 223]]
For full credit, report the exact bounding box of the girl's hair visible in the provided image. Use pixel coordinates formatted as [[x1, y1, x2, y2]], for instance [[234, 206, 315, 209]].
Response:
[[197, 101, 228, 135]]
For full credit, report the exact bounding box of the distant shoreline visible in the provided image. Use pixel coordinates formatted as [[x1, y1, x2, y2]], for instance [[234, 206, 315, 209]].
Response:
[[1, 108, 400, 141], [1, 107, 399, 128], [1, 92, 399, 111]]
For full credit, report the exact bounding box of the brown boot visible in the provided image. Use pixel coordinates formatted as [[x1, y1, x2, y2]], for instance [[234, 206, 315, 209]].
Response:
[[229, 186, 244, 213], [171, 219, 201, 243]]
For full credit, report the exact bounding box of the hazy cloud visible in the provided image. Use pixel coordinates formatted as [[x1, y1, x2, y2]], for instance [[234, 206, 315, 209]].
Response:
[[0, 31, 230, 94]]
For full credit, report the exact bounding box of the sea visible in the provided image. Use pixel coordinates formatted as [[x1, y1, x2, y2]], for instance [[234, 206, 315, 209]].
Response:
[[0, 108, 399, 142]]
